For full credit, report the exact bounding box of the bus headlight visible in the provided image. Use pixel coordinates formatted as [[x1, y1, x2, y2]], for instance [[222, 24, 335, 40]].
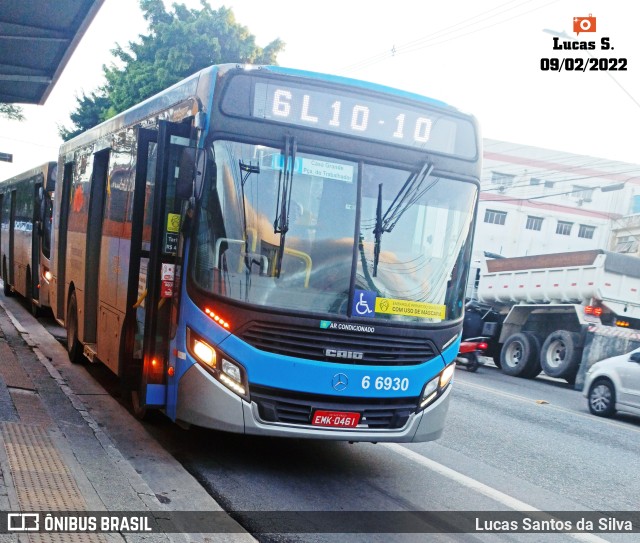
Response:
[[187, 328, 249, 400], [193, 339, 216, 368], [222, 358, 242, 382], [419, 363, 455, 410], [420, 377, 439, 408], [220, 358, 247, 397], [440, 363, 455, 388]]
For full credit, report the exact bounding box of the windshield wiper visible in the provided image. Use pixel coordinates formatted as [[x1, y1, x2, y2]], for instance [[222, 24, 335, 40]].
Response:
[[373, 161, 435, 276], [273, 136, 296, 278], [238, 159, 260, 276]]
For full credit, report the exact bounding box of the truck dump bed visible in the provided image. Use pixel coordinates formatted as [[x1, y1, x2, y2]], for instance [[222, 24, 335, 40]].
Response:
[[477, 250, 640, 318]]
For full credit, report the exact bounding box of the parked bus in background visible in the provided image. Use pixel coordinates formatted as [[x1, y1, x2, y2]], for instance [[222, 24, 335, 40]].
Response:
[[51, 64, 481, 442], [0, 161, 57, 316]]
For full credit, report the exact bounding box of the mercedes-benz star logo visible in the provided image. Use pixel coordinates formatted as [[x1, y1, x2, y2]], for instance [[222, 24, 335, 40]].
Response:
[[332, 373, 348, 391]]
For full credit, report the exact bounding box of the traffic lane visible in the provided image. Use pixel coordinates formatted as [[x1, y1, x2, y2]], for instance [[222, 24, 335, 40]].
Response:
[[461, 362, 587, 412], [459, 361, 640, 429], [454, 363, 640, 438], [20, 301, 638, 541], [437, 372, 640, 513], [177, 430, 598, 543], [68, 352, 637, 542]]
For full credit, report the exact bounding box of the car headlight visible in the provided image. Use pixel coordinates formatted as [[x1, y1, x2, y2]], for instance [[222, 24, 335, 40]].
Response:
[[419, 363, 455, 410], [187, 328, 248, 400]]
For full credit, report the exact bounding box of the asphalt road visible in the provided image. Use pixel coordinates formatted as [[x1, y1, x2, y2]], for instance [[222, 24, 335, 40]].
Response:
[[32, 308, 640, 543]]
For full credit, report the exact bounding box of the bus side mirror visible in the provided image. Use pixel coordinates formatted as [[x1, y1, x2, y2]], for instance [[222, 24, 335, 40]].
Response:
[[176, 147, 196, 200], [630, 352, 640, 363], [194, 150, 212, 200]]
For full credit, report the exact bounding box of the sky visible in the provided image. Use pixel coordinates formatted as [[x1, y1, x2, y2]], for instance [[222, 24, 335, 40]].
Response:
[[1, 0, 639, 178]]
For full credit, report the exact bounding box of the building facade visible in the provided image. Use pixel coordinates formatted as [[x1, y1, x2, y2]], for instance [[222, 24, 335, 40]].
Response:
[[467, 139, 640, 296]]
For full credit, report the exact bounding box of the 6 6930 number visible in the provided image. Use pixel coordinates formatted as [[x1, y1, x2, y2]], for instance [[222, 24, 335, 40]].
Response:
[[361, 375, 410, 391]]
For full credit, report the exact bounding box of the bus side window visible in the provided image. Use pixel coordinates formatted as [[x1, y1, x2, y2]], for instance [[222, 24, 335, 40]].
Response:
[[195, 187, 226, 292]]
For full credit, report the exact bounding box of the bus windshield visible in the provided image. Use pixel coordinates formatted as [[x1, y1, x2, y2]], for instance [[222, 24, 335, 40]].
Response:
[[192, 140, 477, 323]]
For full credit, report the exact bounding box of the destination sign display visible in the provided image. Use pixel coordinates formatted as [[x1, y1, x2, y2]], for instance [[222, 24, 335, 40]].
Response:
[[248, 80, 477, 158]]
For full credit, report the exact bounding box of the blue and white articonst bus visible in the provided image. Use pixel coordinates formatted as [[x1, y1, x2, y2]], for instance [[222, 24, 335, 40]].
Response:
[[51, 64, 481, 442]]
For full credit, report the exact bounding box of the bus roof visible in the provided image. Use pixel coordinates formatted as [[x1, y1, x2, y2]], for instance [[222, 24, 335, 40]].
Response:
[[261, 65, 457, 112], [0, 161, 57, 187], [59, 64, 475, 154]]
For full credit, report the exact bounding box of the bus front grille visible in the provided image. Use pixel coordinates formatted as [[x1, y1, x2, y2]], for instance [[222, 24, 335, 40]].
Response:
[[238, 321, 437, 366], [251, 386, 417, 430]]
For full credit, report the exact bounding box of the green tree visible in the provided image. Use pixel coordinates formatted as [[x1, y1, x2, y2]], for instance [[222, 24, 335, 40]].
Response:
[[0, 104, 25, 121], [59, 0, 284, 140], [59, 91, 110, 141]]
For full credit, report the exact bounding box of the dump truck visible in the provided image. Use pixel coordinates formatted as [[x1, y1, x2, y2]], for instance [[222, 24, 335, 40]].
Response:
[[469, 250, 640, 385]]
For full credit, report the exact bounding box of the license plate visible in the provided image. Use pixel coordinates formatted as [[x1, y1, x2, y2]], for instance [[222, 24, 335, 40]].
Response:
[[311, 410, 360, 428]]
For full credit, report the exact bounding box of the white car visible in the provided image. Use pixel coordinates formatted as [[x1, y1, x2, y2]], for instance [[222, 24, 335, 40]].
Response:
[[583, 346, 640, 417]]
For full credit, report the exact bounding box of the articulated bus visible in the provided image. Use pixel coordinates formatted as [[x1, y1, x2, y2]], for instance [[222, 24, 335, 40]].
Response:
[[51, 64, 481, 442], [0, 162, 57, 316]]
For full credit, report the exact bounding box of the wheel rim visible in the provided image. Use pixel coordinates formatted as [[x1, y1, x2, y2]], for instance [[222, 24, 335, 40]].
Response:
[[590, 384, 612, 412], [543, 338, 566, 369], [504, 341, 523, 368]]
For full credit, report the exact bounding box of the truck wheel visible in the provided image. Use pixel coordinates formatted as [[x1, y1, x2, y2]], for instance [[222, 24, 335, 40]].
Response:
[[500, 332, 540, 377], [520, 333, 542, 378], [540, 330, 581, 380]]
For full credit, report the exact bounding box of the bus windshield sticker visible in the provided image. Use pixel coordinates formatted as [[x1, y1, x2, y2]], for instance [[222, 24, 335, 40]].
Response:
[[301, 158, 353, 183], [164, 232, 178, 255], [262, 154, 354, 183], [166, 212, 181, 233], [375, 298, 446, 320], [352, 289, 376, 318]]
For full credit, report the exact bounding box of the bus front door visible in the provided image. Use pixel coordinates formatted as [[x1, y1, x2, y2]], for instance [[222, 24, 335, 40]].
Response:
[[125, 120, 194, 413]]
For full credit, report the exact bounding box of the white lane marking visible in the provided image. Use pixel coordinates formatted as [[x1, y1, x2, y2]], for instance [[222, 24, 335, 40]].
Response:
[[456, 379, 640, 435], [383, 443, 611, 543]]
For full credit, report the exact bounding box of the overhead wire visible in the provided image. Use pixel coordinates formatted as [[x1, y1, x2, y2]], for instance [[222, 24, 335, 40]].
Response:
[[341, 0, 559, 74]]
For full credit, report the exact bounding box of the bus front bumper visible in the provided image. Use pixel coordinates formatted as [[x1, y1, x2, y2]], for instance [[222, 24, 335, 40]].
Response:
[[175, 364, 451, 443]]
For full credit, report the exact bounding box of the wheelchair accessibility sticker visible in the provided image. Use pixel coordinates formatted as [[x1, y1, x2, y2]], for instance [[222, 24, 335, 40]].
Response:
[[352, 290, 446, 320], [352, 290, 376, 317]]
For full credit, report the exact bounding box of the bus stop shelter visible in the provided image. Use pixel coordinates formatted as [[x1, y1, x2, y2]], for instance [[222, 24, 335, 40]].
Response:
[[0, 0, 104, 105]]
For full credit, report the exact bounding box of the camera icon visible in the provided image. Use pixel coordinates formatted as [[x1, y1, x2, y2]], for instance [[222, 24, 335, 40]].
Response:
[[573, 14, 596, 35]]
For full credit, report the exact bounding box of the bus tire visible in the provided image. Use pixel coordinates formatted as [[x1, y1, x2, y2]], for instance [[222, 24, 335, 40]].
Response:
[[66, 291, 84, 364], [26, 269, 39, 317], [130, 390, 149, 421], [540, 330, 581, 380], [3, 261, 12, 297], [500, 332, 540, 377]]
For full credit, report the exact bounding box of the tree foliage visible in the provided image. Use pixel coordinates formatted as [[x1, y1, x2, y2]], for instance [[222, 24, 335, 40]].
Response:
[[0, 104, 25, 121], [60, 0, 285, 140]]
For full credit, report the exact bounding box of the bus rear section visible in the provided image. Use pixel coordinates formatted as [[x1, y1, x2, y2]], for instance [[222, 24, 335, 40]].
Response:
[[52, 64, 481, 442], [0, 162, 57, 316]]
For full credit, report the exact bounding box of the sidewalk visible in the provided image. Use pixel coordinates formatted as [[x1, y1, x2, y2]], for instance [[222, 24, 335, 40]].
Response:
[[0, 296, 254, 543]]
